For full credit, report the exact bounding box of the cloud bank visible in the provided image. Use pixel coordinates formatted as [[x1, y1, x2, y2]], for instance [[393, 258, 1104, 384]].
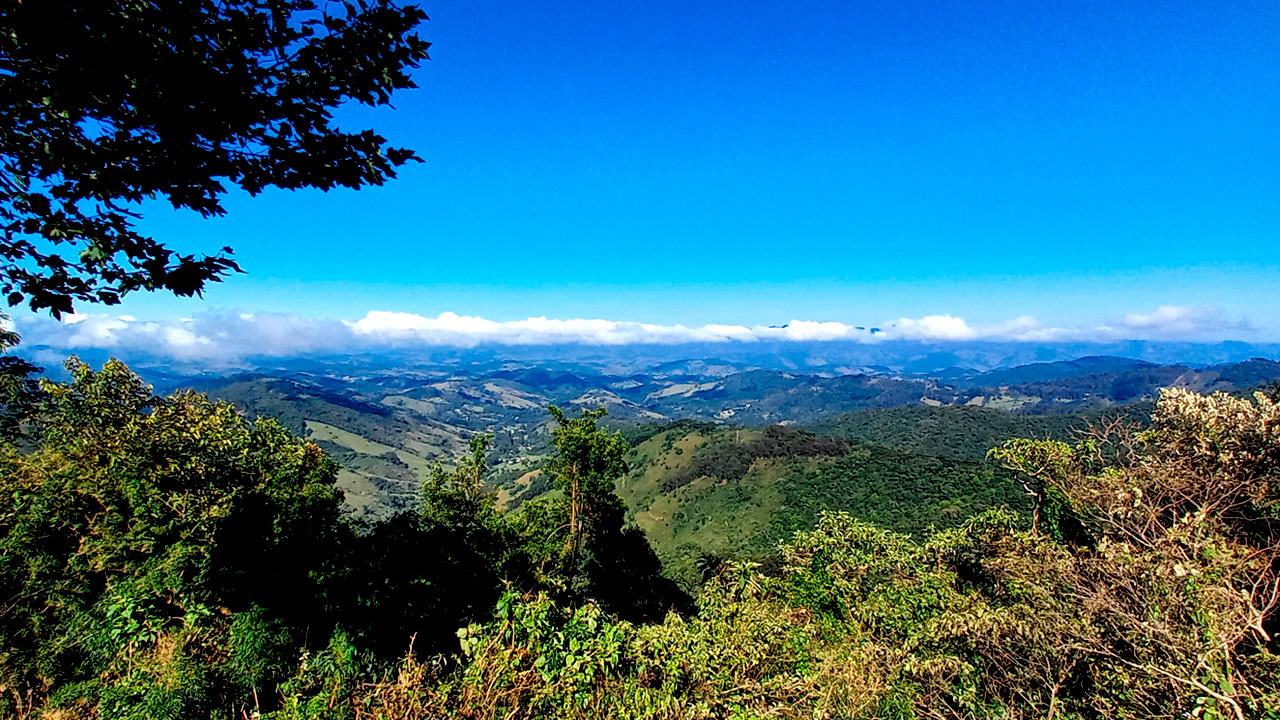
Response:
[[7, 305, 1254, 365]]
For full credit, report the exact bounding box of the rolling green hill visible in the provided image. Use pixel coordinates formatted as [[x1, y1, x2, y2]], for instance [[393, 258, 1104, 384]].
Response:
[[196, 376, 472, 515], [616, 408, 1107, 589]]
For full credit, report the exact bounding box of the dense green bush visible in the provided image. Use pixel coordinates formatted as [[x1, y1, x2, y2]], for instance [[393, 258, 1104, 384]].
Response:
[[0, 358, 347, 719]]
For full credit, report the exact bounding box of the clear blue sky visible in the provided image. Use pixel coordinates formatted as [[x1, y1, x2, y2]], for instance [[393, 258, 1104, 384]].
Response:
[[119, 0, 1278, 334]]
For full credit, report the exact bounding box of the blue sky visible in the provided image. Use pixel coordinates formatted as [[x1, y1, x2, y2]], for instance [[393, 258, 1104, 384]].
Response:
[[50, 0, 1280, 339]]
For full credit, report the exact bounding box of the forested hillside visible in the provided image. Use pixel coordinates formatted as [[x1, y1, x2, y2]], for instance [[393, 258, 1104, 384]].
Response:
[[175, 358, 1280, 519], [809, 404, 1148, 460], [2, 357, 1276, 718], [612, 409, 1110, 588], [153, 360, 1279, 597]]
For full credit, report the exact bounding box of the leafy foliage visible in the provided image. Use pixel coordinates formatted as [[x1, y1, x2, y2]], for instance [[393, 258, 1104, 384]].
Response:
[[0, 358, 347, 718], [544, 405, 631, 580], [516, 406, 690, 622], [0, 0, 429, 314], [0, 316, 39, 442]]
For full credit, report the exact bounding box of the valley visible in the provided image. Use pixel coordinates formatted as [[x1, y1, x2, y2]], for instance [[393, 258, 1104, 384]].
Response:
[[156, 353, 1280, 585]]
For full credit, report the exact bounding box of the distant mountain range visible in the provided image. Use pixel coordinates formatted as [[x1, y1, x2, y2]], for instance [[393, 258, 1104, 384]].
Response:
[[88, 352, 1272, 519], [19, 342, 1279, 584], [18, 338, 1280, 379]]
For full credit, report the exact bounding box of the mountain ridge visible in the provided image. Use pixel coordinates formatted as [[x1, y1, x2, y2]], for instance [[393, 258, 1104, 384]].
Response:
[[152, 355, 1280, 519]]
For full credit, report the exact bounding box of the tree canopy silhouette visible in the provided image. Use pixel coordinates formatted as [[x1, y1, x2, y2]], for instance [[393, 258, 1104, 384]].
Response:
[[0, 0, 429, 316]]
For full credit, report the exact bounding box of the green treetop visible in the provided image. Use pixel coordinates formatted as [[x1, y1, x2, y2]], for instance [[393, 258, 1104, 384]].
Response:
[[545, 405, 629, 578]]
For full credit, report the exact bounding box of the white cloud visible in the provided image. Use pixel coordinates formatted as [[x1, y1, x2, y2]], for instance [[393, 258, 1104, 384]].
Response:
[[888, 314, 978, 341], [6, 304, 1257, 364], [1117, 305, 1251, 339], [350, 312, 880, 346], [756, 320, 873, 342], [15, 311, 355, 364]]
